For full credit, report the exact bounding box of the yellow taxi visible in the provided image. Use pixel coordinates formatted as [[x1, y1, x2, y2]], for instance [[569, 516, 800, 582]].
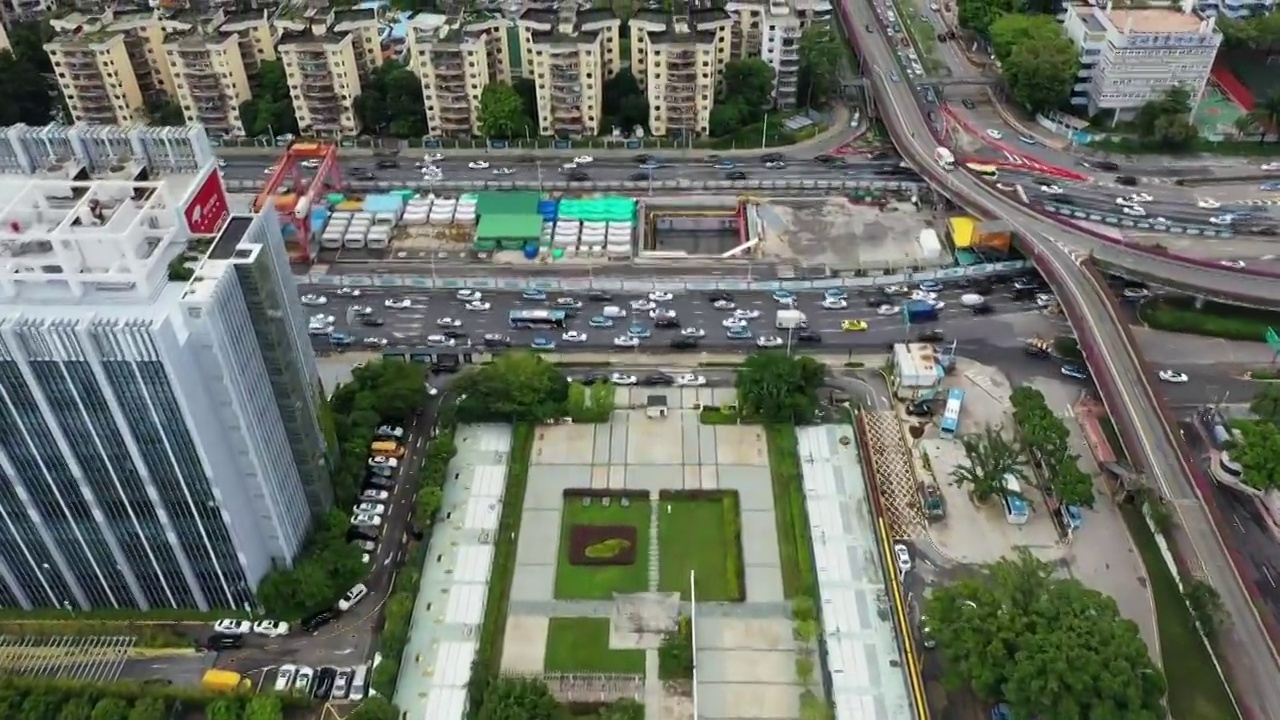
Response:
[[840, 319, 869, 331]]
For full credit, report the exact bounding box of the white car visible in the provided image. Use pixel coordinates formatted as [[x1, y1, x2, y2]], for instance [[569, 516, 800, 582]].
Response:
[[562, 330, 588, 343], [877, 304, 899, 316], [630, 299, 656, 311], [253, 620, 290, 638], [610, 372, 638, 385], [354, 502, 387, 515], [1263, 162, 1280, 172], [1209, 215, 1235, 226], [1121, 206, 1146, 217], [301, 159, 320, 169], [884, 284, 908, 295], [493, 167, 515, 175], [1158, 370, 1189, 383], [561, 162, 578, 171], [468, 161, 490, 170], [821, 298, 848, 310], [910, 290, 936, 302], [1114, 197, 1134, 207], [436, 317, 462, 328], [423, 152, 444, 162], [338, 583, 369, 612], [681, 327, 706, 338], [293, 666, 315, 693], [300, 294, 328, 306], [360, 489, 390, 502], [213, 619, 252, 635], [756, 336, 784, 348], [712, 300, 736, 310], [893, 542, 913, 573], [311, 313, 337, 325], [648, 290, 674, 301], [574, 155, 594, 164], [336, 287, 362, 297], [350, 513, 382, 527], [675, 374, 707, 387], [1197, 198, 1220, 209], [274, 665, 297, 692], [1038, 184, 1063, 194], [985, 129, 1003, 140], [554, 297, 583, 309], [465, 301, 491, 311], [649, 308, 676, 319], [1128, 193, 1154, 204], [1220, 259, 1247, 269], [1122, 287, 1150, 299], [456, 289, 482, 301], [384, 298, 412, 309], [613, 335, 640, 348], [425, 335, 456, 347], [1035, 293, 1056, 307], [733, 308, 760, 320], [722, 317, 747, 328], [354, 539, 377, 552], [264, 165, 278, 175]]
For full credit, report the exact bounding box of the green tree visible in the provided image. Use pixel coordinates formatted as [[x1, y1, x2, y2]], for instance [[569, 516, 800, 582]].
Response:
[[205, 699, 240, 720], [603, 70, 649, 133], [478, 82, 530, 139], [709, 102, 747, 137], [243, 694, 283, 720], [1234, 113, 1264, 143], [657, 615, 694, 679], [957, 0, 1025, 39], [256, 508, 366, 615], [513, 77, 539, 128], [125, 697, 166, 720], [147, 100, 186, 126], [347, 696, 400, 720], [0, 692, 23, 720], [1049, 454, 1095, 507], [736, 352, 826, 423], [416, 484, 443, 523], [1010, 387, 1068, 466], [798, 25, 842, 108], [951, 425, 1023, 502], [476, 677, 560, 720], [239, 60, 297, 138], [1232, 420, 1280, 491], [1132, 86, 1197, 148], [723, 59, 776, 111], [0, 50, 56, 126], [926, 550, 1166, 720], [989, 14, 1055, 64], [1249, 384, 1280, 425], [598, 699, 644, 720], [90, 698, 130, 720], [1250, 92, 1280, 142], [1000, 24, 1078, 114], [1218, 12, 1280, 51], [58, 697, 94, 720], [20, 693, 62, 720], [7, 21, 55, 73], [1184, 578, 1226, 640], [353, 61, 428, 137], [454, 352, 570, 422]]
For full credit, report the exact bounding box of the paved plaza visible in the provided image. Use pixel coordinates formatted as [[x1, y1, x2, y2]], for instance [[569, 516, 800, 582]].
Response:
[[503, 388, 803, 720]]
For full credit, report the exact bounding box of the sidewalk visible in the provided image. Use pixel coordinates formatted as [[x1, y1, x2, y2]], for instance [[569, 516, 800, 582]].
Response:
[[219, 106, 860, 159]]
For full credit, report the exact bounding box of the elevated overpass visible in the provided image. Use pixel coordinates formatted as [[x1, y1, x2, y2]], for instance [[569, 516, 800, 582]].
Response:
[[838, 0, 1280, 715]]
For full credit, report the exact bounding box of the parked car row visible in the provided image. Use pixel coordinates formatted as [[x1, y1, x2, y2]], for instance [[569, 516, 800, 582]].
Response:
[[273, 662, 370, 702]]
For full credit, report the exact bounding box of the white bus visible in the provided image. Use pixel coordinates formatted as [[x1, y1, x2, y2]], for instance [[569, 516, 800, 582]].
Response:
[[934, 147, 955, 170]]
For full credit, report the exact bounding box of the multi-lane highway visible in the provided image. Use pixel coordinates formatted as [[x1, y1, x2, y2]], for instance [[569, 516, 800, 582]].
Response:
[[304, 285, 1047, 351], [843, 0, 1280, 712]]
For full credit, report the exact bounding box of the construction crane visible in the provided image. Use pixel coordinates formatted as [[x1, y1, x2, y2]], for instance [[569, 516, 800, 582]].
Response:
[[253, 142, 342, 264]]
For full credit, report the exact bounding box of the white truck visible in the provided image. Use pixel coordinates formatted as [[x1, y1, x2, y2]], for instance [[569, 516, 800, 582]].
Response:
[[934, 147, 955, 170], [775, 309, 808, 329]]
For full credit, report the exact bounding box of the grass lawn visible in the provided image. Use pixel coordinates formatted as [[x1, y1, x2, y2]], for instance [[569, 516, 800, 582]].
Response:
[[765, 425, 814, 599], [543, 617, 645, 674], [555, 497, 651, 599], [1120, 505, 1240, 720], [657, 495, 742, 601]]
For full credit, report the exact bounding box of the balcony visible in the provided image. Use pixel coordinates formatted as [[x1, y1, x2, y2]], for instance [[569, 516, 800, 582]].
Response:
[[300, 65, 330, 77], [551, 72, 578, 83], [437, 94, 469, 107], [439, 105, 470, 118], [436, 80, 467, 94], [552, 106, 582, 119], [549, 59, 578, 70]]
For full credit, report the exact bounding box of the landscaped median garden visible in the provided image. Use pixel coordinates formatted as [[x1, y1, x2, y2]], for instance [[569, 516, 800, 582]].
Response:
[[556, 491, 651, 599], [657, 491, 744, 602], [1137, 298, 1280, 342]]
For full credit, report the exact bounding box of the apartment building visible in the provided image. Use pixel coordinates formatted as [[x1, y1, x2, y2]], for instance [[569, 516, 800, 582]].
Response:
[[0, 166, 331, 611], [46, 9, 170, 125], [1063, 1, 1221, 122], [330, 8, 387, 76], [278, 30, 363, 137], [630, 8, 732, 136], [517, 6, 621, 136], [164, 31, 252, 137], [1196, 0, 1271, 20], [724, 0, 831, 108], [409, 13, 512, 137], [4, 0, 54, 23]]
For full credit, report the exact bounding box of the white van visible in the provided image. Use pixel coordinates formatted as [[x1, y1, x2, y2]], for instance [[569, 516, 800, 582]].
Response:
[[602, 305, 628, 318], [338, 583, 369, 612]]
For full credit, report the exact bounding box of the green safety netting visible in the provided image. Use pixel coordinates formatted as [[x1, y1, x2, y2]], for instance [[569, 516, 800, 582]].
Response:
[[557, 196, 637, 223]]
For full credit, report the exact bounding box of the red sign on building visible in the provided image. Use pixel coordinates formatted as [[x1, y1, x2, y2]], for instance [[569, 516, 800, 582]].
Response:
[[184, 168, 231, 236]]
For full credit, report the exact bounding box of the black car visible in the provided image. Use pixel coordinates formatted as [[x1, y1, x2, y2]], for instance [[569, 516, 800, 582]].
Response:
[[1024, 345, 1050, 358], [206, 634, 243, 650], [360, 316, 385, 326], [313, 667, 337, 700], [726, 171, 747, 180], [634, 154, 655, 164], [936, 32, 947, 41], [442, 329, 467, 338], [970, 303, 994, 315], [375, 159, 399, 169], [865, 22, 874, 31], [961, 98, 976, 110], [709, 291, 734, 302], [301, 610, 337, 633], [642, 373, 675, 385], [866, 295, 891, 307], [655, 317, 680, 328], [814, 154, 838, 164], [670, 337, 700, 349], [629, 172, 651, 181], [569, 171, 591, 181], [1087, 159, 1120, 171], [868, 151, 894, 161], [580, 371, 611, 385], [918, 329, 945, 342], [762, 152, 785, 163], [587, 291, 613, 301], [347, 522, 381, 541], [1115, 174, 1138, 186], [796, 330, 823, 343], [364, 477, 395, 492], [352, 172, 375, 181], [906, 401, 934, 417]]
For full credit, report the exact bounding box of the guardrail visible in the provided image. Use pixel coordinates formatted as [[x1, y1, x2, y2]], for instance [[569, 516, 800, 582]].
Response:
[[296, 261, 1032, 290], [224, 179, 924, 193], [1040, 203, 1236, 238]]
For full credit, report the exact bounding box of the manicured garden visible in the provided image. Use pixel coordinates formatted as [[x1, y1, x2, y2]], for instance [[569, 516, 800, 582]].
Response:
[[1138, 298, 1280, 342], [657, 491, 744, 601], [555, 492, 651, 599], [543, 617, 645, 674]]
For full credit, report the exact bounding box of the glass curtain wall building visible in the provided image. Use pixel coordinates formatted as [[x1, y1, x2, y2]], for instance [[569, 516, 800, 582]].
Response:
[[0, 170, 331, 612]]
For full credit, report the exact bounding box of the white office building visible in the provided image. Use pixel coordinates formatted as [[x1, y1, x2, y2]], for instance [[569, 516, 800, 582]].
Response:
[[0, 165, 331, 612], [0, 123, 215, 177], [1063, 1, 1221, 122]]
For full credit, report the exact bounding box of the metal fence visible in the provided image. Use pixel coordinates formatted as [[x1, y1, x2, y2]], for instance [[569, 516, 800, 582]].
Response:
[[1040, 202, 1235, 238], [223, 179, 924, 193], [297, 261, 1031, 290], [212, 135, 798, 153]]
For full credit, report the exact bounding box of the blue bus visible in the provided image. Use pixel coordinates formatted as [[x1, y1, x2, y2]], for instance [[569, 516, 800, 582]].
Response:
[[509, 309, 568, 329], [939, 388, 965, 438]]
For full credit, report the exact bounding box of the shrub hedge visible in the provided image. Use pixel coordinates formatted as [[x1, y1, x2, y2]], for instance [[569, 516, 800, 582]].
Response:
[[1139, 299, 1280, 342]]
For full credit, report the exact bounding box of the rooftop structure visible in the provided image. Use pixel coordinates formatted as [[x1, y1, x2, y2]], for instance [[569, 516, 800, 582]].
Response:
[[0, 124, 214, 178], [0, 165, 332, 612], [1063, 1, 1221, 122]]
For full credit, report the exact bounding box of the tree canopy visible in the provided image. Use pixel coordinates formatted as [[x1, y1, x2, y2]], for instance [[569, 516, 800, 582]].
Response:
[[956, 0, 1056, 39], [1250, 384, 1280, 425], [0, 22, 58, 127], [1232, 419, 1280, 491], [990, 15, 1078, 114], [476, 677, 560, 720], [1131, 87, 1198, 150], [0, 677, 299, 720], [353, 61, 428, 137], [478, 83, 534, 139], [710, 59, 776, 137], [1219, 12, 1280, 52], [454, 352, 570, 422], [347, 696, 400, 720], [735, 352, 826, 423], [798, 25, 843, 109], [926, 550, 1166, 720], [951, 425, 1023, 502], [238, 60, 298, 138], [1010, 387, 1095, 507], [602, 70, 650, 134]]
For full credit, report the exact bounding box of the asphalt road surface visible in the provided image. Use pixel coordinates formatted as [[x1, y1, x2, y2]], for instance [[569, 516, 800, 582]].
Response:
[[301, 285, 1056, 352]]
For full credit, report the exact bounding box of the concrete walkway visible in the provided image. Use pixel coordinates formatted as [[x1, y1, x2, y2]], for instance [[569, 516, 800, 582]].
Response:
[[1132, 327, 1277, 366]]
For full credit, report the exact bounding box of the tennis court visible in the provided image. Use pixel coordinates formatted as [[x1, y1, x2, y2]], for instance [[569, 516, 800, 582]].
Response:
[[1193, 86, 1245, 138]]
